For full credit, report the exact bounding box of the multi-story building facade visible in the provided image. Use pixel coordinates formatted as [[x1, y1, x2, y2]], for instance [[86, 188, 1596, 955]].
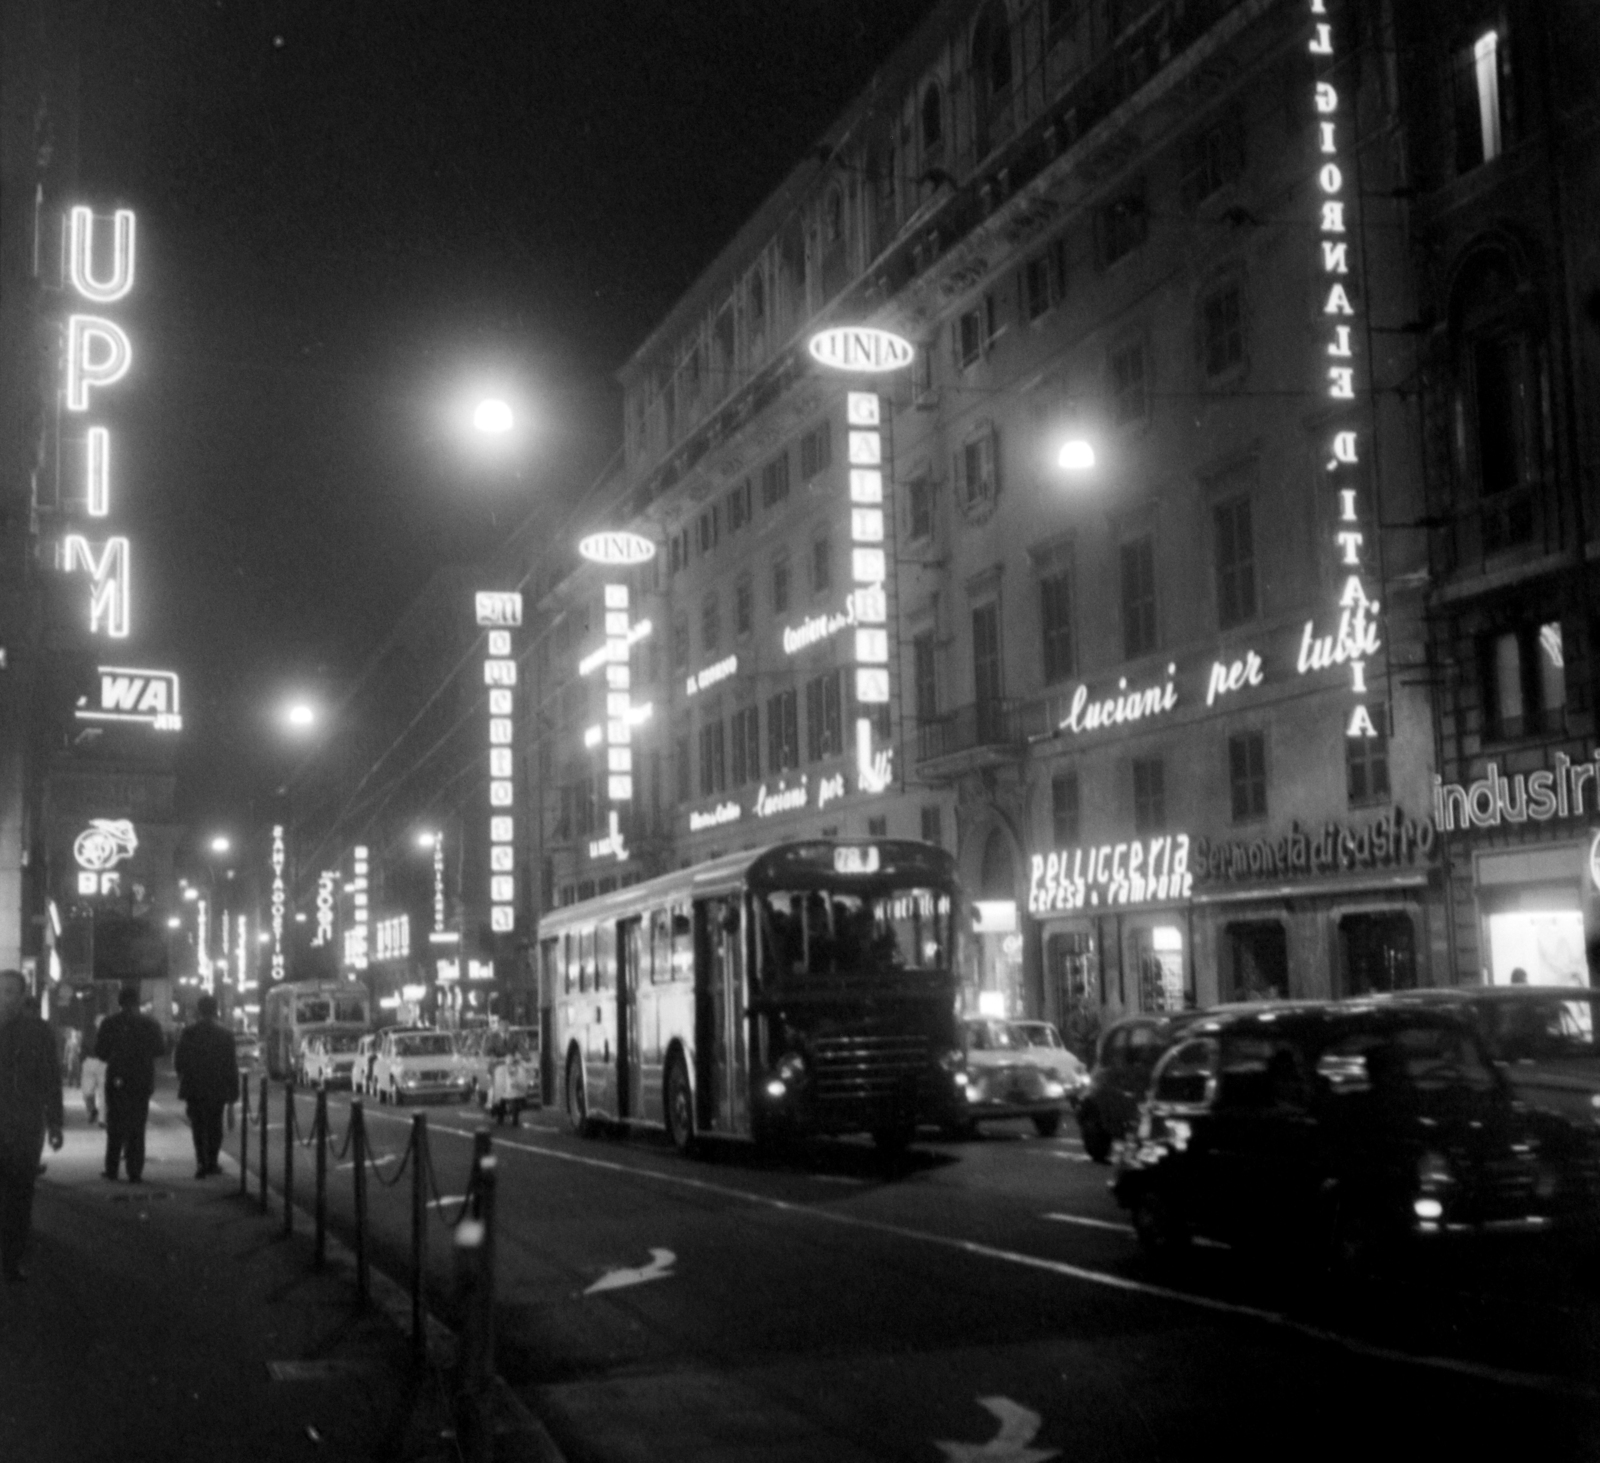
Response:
[[537, 0, 1461, 1033]]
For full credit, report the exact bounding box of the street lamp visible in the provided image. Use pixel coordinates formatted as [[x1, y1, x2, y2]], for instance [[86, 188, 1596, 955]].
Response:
[[209, 835, 231, 855], [473, 398, 514, 435], [1057, 439, 1097, 472]]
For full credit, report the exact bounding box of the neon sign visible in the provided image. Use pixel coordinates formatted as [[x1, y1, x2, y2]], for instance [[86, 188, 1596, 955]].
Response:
[[578, 531, 656, 566], [1309, 3, 1382, 739], [1027, 835, 1193, 915], [847, 391, 894, 797], [1433, 751, 1600, 832], [1058, 664, 1178, 736], [348, 845, 369, 971], [59, 207, 138, 640], [75, 666, 182, 731], [74, 818, 137, 894], [685, 654, 737, 696], [1194, 807, 1434, 884], [477, 592, 523, 936], [689, 802, 741, 832], [808, 327, 915, 374], [313, 871, 337, 948], [375, 915, 411, 962], [754, 777, 809, 818]]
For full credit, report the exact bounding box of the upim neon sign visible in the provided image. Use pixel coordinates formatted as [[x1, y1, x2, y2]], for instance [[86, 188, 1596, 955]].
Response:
[[1310, 3, 1382, 740], [56, 207, 137, 638]]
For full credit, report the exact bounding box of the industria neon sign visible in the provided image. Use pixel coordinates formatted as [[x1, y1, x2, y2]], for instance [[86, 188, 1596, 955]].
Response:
[[55, 207, 137, 639], [1309, 2, 1382, 741]]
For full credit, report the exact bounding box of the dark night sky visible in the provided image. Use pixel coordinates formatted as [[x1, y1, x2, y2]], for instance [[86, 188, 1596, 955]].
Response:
[[67, 0, 935, 827]]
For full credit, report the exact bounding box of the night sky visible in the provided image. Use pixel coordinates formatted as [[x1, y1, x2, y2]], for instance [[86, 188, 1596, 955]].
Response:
[[67, 0, 936, 826]]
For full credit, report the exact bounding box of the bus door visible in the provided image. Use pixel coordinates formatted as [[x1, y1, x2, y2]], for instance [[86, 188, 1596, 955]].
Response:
[[693, 897, 747, 1135], [616, 916, 643, 1119]]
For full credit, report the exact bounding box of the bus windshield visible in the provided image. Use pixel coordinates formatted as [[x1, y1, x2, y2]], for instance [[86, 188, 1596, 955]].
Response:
[[394, 1033, 455, 1057], [295, 995, 367, 1026], [757, 887, 953, 979]]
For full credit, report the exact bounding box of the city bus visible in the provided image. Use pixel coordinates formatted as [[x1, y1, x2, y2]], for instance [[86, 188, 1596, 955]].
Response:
[[541, 839, 965, 1153], [261, 979, 372, 1081]]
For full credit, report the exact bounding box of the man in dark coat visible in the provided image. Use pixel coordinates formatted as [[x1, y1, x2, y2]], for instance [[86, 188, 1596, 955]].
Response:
[[173, 994, 239, 1178], [94, 985, 164, 1183], [0, 969, 64, 1281]]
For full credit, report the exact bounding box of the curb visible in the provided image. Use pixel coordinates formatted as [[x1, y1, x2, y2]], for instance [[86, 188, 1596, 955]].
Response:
[[217, 1138, 565, 1463]]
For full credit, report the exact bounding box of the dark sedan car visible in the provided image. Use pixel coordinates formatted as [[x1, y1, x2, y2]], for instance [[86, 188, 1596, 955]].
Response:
[[1112, 1002, 1599, 1273], [1074, 1009, 1210, 1162]]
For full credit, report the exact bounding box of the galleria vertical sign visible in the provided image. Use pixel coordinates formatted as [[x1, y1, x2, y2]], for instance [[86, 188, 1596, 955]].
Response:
[[56, 207, 137, 639], [1309, 2, 1382, 741]]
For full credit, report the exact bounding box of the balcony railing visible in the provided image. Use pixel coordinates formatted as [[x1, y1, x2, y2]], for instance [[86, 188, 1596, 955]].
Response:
[[915, 698, 1047, 771]]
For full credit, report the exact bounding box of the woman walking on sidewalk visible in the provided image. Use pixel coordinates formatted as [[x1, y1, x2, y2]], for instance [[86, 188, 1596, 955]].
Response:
[[0, 969, 64, 1282]]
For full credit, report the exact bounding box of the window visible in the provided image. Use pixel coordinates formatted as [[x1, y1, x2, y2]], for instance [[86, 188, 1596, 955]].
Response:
[[1097, 186, 1147, 267], [972, 602, 1002, 729], [767, 688, 799, 771], [1109, 340, 1148, 425], [907, 473, 934, 541], [734, 574, 753, 637], [1183, 111, 1244, 204], [700, 592, 720, 655], [671, 613, 689, 670], [811, 533, 832, 595], [668, 527, 689, 576], [1051, 771, 1080, 847], [921, 805, 944, 847], [913, 630, 938, 724], [1040, 565, 1075, 683], [699, 718, 727, 796], [956, 306, 986, 368], [772, 553, 791, 614], [727, 478, 752, 533], [1200, 282, 1244, 378], [748, 271, 766, 335], [804, 670, 843, 761], [1483, 622, 1565, 740], [1021, 240, 1066, 322], [800, 421, 832, 480], [1120, 535, 1157, 658], [1455, 28, 1508, 172], [1213, 495, 1257, 628], [921, 81, 943, 153], [1132, 757, 1165, 834], [955, 429, 999, 510], [731, 705, 760, 785], [1228, 731, 1267, 823], [696, 507, 720, 556], [675, 731, 691, 802], [1346, 704, 1391, 805], [761, 452, 790, 509], [867, 815, 888, 838]]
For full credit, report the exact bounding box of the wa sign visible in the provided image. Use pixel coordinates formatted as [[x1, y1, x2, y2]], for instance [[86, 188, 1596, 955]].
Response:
[[75, 666, 182, 732]]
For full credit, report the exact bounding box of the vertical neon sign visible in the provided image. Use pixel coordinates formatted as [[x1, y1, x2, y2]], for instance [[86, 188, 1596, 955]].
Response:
[[1309, 0, 1381, 740], [57, 207, 137, 638], [236, 914, 248, 995], [269, 825, 286, 983], [349, 846, 369, 971], [476, 592, 523, 937], [847, 392, 893, 793]]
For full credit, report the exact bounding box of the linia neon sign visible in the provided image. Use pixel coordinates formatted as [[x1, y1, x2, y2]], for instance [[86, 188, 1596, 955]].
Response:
[[578, 531, 656, 566], [808, 327, 914, 373], [58, 207, 138, 639]]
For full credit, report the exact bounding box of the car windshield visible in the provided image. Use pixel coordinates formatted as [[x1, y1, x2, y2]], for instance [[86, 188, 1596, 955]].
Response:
[[756, 887, 953, 978], [486, 1030, 536, 1059], [1481, 995, 1600, 1062], [966, 1021, 1022, 1052], [394, 1034, 454, 1057], [1014, 1023, 1061, 1048], [1317, 1022, 1496, 1096], [326, 1033, 362, 1053]]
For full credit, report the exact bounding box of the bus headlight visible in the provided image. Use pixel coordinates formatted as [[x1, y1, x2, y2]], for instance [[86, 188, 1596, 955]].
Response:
[[766, 1052, 807, 1100]]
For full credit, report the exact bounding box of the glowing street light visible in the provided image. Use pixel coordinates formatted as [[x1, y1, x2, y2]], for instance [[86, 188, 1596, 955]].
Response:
[[166, 915, 181, 930], [1057, 439, 1097, 472], [416, 831, 438, 850], [473, 398, 514, 435], [209, 835, 231, 855]]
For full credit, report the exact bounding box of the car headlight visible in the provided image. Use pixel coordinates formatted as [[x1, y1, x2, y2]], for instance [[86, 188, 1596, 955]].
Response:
[[402, 1073, 419, 1086], [1042, 1080, 1066, 1100]]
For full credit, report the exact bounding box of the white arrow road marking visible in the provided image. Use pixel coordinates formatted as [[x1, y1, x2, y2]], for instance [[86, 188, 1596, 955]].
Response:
[[1042, 1212, 1134, 1234], [584, 1247, 675, 1295], [935, 1397, 1058, 1463], [428, 1194, 469, 1209]]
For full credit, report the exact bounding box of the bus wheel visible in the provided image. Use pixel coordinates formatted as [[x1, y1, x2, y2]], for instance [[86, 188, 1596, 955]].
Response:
[[565, 1053, 590, 1137], [664, 1054, 695, 1157]]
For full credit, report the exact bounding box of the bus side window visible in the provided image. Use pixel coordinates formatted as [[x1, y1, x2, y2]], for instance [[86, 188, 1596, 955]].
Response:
[[650, 909, 670, 984], [672, 903, 693, 982], [563, 933, 575, 994], [579, 928, 593, 993], [596, 925, 614, 991]]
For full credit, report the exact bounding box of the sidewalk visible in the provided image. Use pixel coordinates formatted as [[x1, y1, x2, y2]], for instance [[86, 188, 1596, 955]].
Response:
[[0, 1071, 561, 1463]]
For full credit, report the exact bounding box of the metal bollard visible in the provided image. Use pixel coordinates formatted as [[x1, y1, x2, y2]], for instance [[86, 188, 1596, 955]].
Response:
[[238, 1082, 250, 1198], [258, 1074, 270, 1215], [351, 1099, 369, 1306], [282, 1082, 295, 1238], [410, 1112, 428, 1369], [314, 1088, 328, 1271], [474, 1155, 497, 1378], [452, 1218, 490, 1463]]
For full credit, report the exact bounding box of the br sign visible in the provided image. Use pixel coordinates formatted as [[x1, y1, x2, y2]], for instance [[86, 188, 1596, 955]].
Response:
[[578, 531, 656, 566], [808, 327, 914, 373]]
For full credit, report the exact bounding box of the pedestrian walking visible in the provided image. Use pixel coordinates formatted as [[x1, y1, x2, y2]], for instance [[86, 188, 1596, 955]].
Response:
[[0, 969, 65, 1282], [80, 1045, 106, 1126], [94, 985, 163, 1183], [173, 995, 238, 1178]]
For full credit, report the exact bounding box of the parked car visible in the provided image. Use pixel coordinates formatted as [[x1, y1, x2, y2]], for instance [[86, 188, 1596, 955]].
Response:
[[1009, 1021, 1090, 1103], [236, 1036, 264, 1084], [948, 1017, 1071, 1138], [1075, 1010, 1207, 1163], [371, 1028, 474, 1106], [1112, 1002, 1599, 1272], [1365, 985, 1600, 1132], [300, 1031, 364, 1089]]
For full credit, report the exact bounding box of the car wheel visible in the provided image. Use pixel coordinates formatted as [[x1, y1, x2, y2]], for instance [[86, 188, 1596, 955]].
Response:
[[1032, 1112, 1062, 1139], [1078, 1108, 1112, 1164], [663, 1052, 695, 1156], [1130, 1185, 1189, 1261], [871, 1122, 917, 1155], [565, 1052, 591, 1137]]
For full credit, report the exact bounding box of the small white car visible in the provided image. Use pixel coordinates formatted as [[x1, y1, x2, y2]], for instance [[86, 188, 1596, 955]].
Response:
[[1009, 1020, 1090, 1103], [372, 1029, 475, 1106], [300, 1031, 364, 1089]]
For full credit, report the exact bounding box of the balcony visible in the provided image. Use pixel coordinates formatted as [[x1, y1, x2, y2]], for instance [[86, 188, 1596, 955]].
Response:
[[914, 698, 1045, 781]]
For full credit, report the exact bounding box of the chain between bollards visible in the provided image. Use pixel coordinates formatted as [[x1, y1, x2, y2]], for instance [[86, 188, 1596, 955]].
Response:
[[313, 1087, 328, 1271]]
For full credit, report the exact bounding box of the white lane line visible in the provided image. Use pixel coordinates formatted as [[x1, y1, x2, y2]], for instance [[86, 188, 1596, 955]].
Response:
[[1044, 1151, 1095, 1163], [428, 1194, 470, 1210], [334, 1154, 398, 1171], [1043, 1212, 1133, 1234], [436, 1129, 1592, 1400]]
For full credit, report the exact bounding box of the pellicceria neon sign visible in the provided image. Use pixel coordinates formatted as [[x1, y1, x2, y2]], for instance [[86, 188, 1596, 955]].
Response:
[[57, 207, 138, 638]]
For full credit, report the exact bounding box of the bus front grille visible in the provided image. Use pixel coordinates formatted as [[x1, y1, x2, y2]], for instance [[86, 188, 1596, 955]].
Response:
[[810, 1034, 929, 1104]]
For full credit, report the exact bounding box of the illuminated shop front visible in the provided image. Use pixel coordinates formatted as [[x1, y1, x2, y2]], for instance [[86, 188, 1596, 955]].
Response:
[[1434, 758, 1600, 989]]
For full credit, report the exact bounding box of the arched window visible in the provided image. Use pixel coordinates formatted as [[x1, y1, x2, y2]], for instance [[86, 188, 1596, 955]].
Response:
[[921, 82, 944, 152]]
